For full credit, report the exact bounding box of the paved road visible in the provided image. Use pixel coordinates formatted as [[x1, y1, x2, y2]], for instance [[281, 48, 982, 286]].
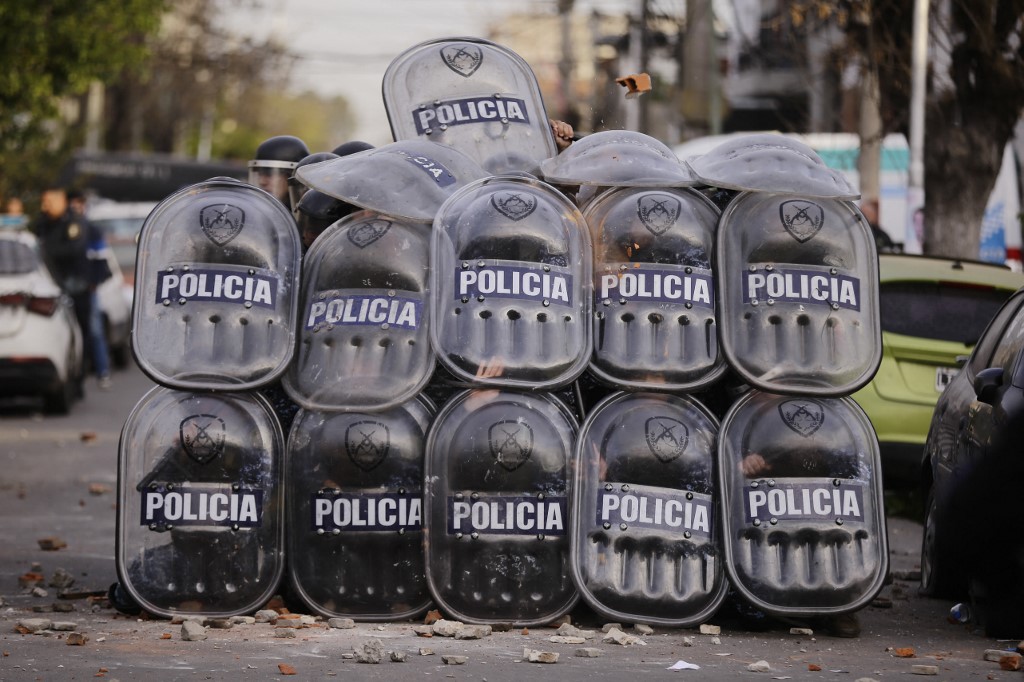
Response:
[[0, 363, 1014, 680]]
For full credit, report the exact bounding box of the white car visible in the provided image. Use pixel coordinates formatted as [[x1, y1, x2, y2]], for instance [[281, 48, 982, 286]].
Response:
[[0, 231, 84, 413]]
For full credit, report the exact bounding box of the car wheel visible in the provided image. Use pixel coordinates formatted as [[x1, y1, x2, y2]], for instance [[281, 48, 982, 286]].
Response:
[[43, 379, 74, 415], [919, 487, 966, 598]]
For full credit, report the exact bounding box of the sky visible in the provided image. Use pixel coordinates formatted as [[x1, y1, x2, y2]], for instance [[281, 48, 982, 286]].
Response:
[[222, 0, 636, 145]]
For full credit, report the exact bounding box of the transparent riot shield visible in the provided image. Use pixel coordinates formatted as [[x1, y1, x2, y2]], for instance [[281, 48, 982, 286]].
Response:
[[424, 388, 578, 625], [716, 192, 881, 395], [133, 179, 301, 391], [116, 386, 285, 618], [294, 140, 490, 223], [718, 390, 888, 616], [286, 396, 434, 620], [571, 392, 728, 626], [283, 211, 433, 411], [383, 37, 557, 174], [585, 186, 725, 391], [685, 133, 859, 199], [540, 130, 698, 188], [431, 175, 591, 389]]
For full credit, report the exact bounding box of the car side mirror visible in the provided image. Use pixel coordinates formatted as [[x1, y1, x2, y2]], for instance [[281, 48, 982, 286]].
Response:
[[974, 367, 1004, 405]]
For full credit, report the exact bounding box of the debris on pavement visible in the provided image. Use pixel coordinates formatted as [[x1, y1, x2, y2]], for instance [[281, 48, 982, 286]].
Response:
[[37, 537, 67, 551], [524, 648, 558, 663], [667, 660, 700, 670], [747, 660, 772, 672], [65, 632, 87, 646], [910, 664, 939, 675], [441, 654, 467, 665], [181, 621, 207, 641], [602, 628, 645, 646], [575, 647, 603, 658], [278, 663, 296, 675], [699, 624, 721, 635], [354, 639, 384, 664]]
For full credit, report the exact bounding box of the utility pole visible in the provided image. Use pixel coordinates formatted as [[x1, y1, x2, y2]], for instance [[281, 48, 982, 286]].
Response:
[[905, 0, 929, 254], [558, 0, 574, 124]]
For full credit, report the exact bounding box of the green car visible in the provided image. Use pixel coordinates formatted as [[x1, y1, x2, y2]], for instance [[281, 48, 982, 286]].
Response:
[[852, 254, 1024, 487]]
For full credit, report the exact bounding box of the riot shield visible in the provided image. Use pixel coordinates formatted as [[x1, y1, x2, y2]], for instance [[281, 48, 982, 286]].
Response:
[[585, 186, 724, 391], [383, 37, 556, 174], [283, 211, 433, 411], [718, 390, 888, 616], [286, 397, 434, 620], [431, 175, 591, 389], [716, 192, 881, 395], [540, 130, 698, 188], [685, 133, 858, 199], [132, 179, 301, 391], [116, 386, 285, 618], [571, 392, 728, 626], [424, 388, 578, 625], [294, 140, 490, 222]]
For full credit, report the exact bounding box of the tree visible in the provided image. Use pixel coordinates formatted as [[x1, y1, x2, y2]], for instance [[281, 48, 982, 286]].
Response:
[[853, 0, 1024, 258], [0, 0, 165, 200]]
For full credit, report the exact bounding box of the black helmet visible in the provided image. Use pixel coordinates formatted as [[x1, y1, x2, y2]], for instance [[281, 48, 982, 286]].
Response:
[[295, 189, 357, 250], [331, 140, 375, 157], [248, 135, 310, 205], [288, 152, 340, 216]]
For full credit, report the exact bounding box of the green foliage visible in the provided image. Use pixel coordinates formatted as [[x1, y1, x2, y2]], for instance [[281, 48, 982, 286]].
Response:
[[0, 0, 166, 200]]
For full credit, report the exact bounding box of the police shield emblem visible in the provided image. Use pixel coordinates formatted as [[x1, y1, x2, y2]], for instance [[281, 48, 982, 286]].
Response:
[[779, 399, 825, 438], [644, 416, 689, 463], [779, 199, 824, 243], [440, 44, 483, 77], [179, 414, 226, 464], [491, 192, 537, 221], [345, 421, 391, 471], [348, 219, 391, 248], [199, 204, 245, 246], [637, 194, 682, 236], [488, 420, 534, 471]]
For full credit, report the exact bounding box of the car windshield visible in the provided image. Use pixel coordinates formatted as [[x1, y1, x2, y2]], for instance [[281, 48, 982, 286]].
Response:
[[880, 281, 1013, 345], [0, 239, 39, 275]]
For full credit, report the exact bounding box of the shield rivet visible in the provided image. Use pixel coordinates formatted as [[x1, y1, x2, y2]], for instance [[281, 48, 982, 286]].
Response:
[[750, 481, 759, 488], [537, 534, 545, 540], [621, 484, 630, 492], [149, 523, 157, 531], [604, 483, 613, 491], [537, 493, 545, 500], [231, 524, 239, 531], [232, 483, 240, 491], [316, 528, 325, 535], [247, 269, 255, 276], [178, 298, 187, 305], [455, 532, 463, 539], [501, 117, 509, 124], [543, 265, 551, 272], [685, 302, 693, 309], [767, 299, 775, 306], [381, 323, 390, 330], [470, 532, 479, 540], [462, 261, 470, 269], [542, 300, 550, 307], [332, 528, 341, 535], [836, 518, 844, 526], [684, 531, 692, 539], [398, 488, 406, 495], [830, 267, 838, 275], [768, 479, 776, 487], [244, 301, 252, 309], [387, 290, 396, 297], [619, 523, 628, 531], [461, 297, 469, 304], [433, 99, 442, 105], [398, 528, 405, 535], [454, 492, 464, 501], [686, 492, 694, 500], [765, 264, 774, 271], [769, 517, 778, 525], [751, 299, 759, 306], [831, 303, 840, 310], [183, 265, 191, 272], [424, 128, 433, 135], [602, 299, 611, 306], [685, 266, 693, 274], [753, 519, 761, 526], [618, 298, 626, 305], [477, 260, 486, 268], [832, 479, 841, 487], [440, 124, 448, 131], [596, 311, 604, 319], [166, 266, 175, 272], [477, 295, 485, 302], [162, 299, 171, 306], [494, 93, 502, 99], [166, 483, 175, 491], [603, 522, 612, 530], [165, 524, 173, 530], [470, 492, 479, 500]]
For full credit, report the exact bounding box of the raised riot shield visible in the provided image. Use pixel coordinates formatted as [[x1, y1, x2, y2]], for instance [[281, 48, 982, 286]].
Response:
[[718, 390, 887, 617], [585, 186, 725, 391], [571, 392, 728, 626], [116, 386, 285, 618], [294, 140, 490, 223], [540, 130, 698, 188], [716, 192, 881, 395], [283, 211, 433, 411], [431, 175, 591, 389], [383, 37, 556, 174], [133, 179, 301, 391], [685, 133, 858, 199], [424, 388, 578, 625], [286, 397, 434, 620]]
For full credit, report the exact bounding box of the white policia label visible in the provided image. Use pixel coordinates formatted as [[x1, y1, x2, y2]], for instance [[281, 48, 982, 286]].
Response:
[[447, 494, 567, 535], [743, 266, 860, 311], [744, 480, 865, 522], [597, 483, 713, 539], [311, 492, 422, 532], [598, 265, 714, 308], [156, 267, 278, 309], [140, 486, 263, 528], [413, 95, 531, 135], [456, 264, 573, 307], [305, 292, 422, 330]]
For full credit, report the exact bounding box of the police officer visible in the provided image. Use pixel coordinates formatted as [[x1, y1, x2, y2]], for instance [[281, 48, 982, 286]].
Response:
[[248, 135, 310, 208]]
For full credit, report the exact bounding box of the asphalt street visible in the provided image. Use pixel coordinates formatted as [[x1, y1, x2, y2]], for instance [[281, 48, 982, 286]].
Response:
[[0, 362, 1017, 681]]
